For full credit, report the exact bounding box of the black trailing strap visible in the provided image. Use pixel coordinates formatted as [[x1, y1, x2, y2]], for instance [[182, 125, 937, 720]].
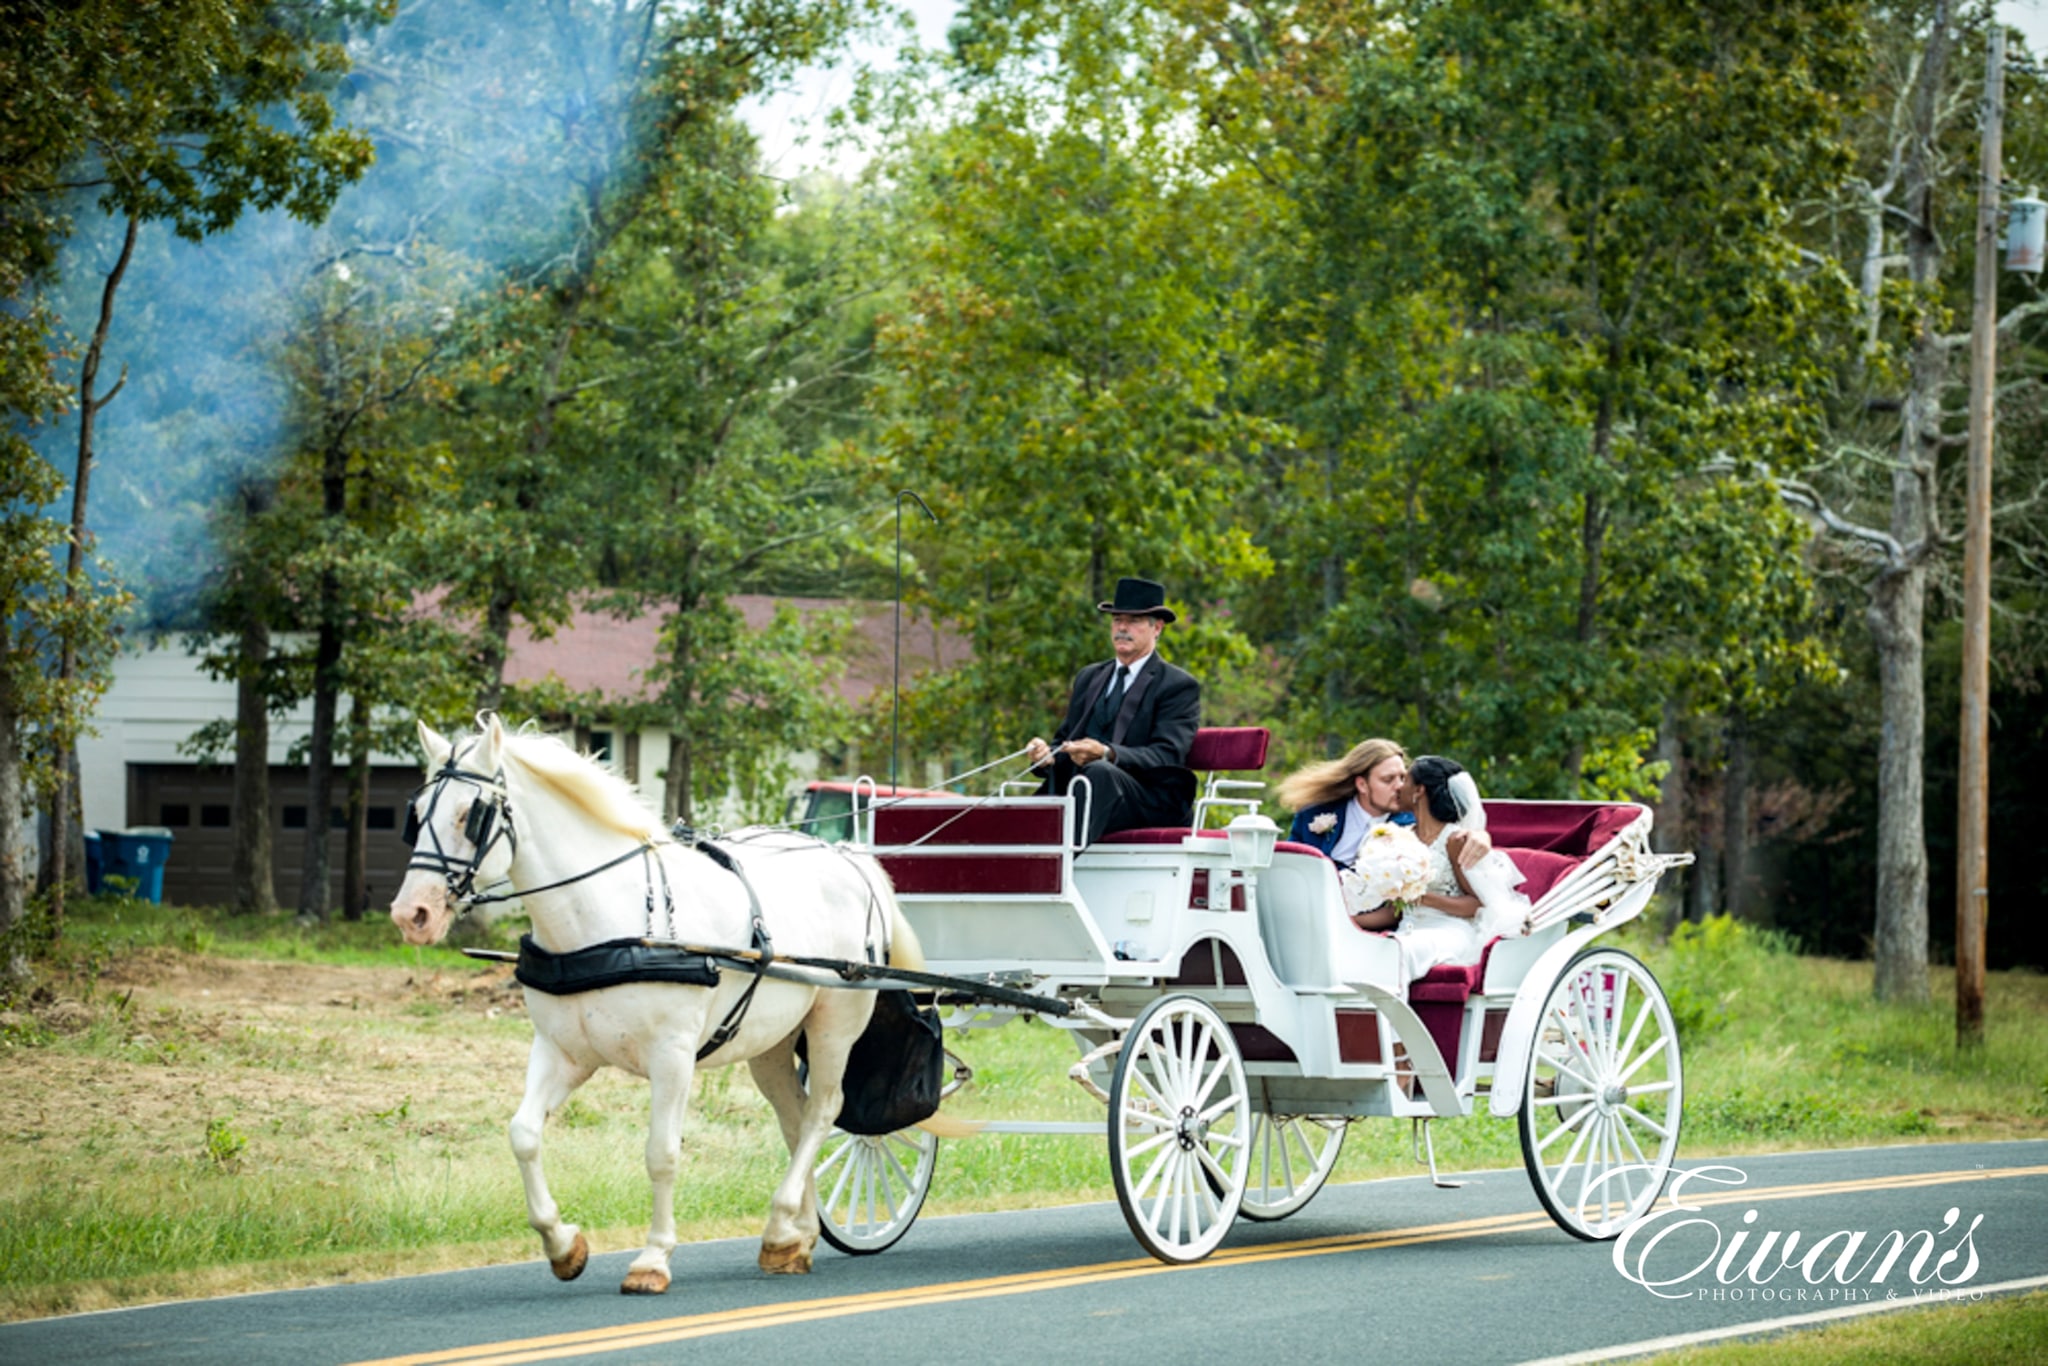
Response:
[[691, 838, 773, 1062], [514, 935, 720, 995]]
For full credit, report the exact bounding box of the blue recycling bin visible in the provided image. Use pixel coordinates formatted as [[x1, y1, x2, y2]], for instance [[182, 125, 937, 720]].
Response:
[[96, 828, 172, 903], [83, 829, 103, 894]]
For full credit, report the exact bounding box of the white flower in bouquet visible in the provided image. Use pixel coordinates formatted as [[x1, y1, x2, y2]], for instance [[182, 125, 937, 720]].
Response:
[[1340, 822, 1430, 917]]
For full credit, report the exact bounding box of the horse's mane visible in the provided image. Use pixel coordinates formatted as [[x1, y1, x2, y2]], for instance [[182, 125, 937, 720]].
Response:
[[491, 729, 671, 846]]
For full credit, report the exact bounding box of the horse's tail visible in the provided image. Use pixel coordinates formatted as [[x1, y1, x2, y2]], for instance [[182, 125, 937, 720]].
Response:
[[887, 901, 925, 974]]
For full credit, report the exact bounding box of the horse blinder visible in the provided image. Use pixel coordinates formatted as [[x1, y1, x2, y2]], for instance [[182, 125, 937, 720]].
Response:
[[465, 801, 496, 849]]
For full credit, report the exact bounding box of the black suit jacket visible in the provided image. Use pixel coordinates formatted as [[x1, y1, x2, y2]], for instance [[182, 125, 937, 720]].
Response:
[[1047, 654, 1201, 808]]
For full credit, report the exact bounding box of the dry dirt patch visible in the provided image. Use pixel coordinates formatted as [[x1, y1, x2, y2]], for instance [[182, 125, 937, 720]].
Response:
[[1, 952, 536, 1177]]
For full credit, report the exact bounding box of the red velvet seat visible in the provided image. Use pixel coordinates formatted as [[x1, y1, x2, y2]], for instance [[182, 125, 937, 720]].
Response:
[[1184, 726, 1270, 773]]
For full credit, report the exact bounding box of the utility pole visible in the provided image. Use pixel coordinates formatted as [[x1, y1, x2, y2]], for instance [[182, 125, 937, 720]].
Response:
[[1957, 23, 2001, 1048]]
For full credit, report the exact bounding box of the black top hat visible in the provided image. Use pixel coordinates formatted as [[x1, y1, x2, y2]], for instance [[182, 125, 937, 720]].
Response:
[[1097, 577, 1178, 623]]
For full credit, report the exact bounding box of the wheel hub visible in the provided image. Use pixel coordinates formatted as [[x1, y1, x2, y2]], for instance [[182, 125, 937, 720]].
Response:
[[1176, 1105, 1202, 1150], [1600, 1082, 1628, 1108]]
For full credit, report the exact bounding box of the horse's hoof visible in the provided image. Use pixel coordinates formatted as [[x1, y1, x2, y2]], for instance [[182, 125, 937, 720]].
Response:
[[620, 1266, 670, 1295], [758, 1240, 812, 1275], [550, 1232, 590, 1282]]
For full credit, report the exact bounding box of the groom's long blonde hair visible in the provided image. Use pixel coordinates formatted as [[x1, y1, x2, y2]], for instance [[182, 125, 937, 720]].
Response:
[[1275, 738, 1408, 813]]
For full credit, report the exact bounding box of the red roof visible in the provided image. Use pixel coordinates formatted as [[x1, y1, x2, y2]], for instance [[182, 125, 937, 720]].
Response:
[[502, 595, 970, 706]]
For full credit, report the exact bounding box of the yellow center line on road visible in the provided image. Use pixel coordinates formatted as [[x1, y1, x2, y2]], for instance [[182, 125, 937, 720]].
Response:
[[353, 1163, 2048, 1366]]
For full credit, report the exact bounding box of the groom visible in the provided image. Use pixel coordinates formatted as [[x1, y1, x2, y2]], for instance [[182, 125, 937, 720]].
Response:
[[1285, 740, 1491, 869]]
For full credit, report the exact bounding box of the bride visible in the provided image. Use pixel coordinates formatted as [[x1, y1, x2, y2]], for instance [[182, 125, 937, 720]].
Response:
[[1377, 755, 1531, 980]]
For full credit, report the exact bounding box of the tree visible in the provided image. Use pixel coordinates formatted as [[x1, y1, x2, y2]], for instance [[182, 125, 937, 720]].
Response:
[[1271, 0, 1858, 810], [873, 3, 1282, 757], [1771, 1, 2048, 998], [0, 0, 373, 946]]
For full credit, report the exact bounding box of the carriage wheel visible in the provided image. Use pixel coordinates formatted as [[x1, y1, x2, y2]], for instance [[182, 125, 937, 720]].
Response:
[[1109, 995, 1250, 1263], [814, 1126, 939, 1255], [1238, 1115, 1347, 1222], [1518, 948, 1683, 1241]]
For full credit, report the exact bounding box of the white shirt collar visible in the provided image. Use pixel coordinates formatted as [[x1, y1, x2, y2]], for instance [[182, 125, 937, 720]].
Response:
[[1112, 650, 1153, 682]]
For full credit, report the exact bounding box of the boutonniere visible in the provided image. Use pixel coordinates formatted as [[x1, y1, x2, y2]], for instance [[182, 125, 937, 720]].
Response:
[[1309, 812, 1338, 835]]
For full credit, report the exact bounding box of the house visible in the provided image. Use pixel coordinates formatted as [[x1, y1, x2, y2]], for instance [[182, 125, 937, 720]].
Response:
[[77, 597, 967, 912]]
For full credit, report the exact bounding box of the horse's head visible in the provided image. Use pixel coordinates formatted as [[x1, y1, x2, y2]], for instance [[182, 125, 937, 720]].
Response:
[[390, 716, 515, 945]]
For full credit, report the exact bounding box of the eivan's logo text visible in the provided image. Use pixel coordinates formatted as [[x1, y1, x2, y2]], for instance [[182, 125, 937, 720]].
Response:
[[1610, 1166, 1983, 1300]]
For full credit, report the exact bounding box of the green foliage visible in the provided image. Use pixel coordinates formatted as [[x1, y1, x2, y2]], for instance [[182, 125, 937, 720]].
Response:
[[203, 1117, 248, 1172], [874, 7, 1282, 759], [1272, 0, 1861, 794]]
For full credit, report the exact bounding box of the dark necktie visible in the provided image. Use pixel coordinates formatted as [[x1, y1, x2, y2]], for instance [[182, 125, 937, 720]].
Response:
[[1090, 665, 1127, 738]]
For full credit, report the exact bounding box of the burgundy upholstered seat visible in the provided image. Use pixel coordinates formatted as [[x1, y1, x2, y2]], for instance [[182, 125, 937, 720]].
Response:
[[1184, 726, 1270, 773]]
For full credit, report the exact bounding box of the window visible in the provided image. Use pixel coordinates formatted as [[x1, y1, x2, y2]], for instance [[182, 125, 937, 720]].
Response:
[[283, 806, 307, 829], [367, 806, 396, 831], [200, 804, 230, 828], [589, 730, 614, 765], [159, 803, 190, 827], [330, 807, 347, 829]]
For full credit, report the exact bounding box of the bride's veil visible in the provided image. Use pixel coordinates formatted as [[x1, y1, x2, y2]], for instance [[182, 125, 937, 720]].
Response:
[[1442, 766, 1530, 938]]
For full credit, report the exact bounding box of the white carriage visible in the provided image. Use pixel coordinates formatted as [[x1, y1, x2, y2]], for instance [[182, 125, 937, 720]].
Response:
[[816, 727, 1693, 1265]]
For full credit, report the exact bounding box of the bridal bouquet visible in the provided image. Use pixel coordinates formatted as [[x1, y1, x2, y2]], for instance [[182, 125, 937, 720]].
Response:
[[1339, 822, 1431, 917]]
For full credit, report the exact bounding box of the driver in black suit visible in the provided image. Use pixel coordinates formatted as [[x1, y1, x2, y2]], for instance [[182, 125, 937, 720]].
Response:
[[1023, 578, 1202, 847]]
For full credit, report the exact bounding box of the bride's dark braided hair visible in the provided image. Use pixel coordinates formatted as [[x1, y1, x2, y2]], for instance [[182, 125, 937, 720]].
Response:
[[1408, 755, 1467, 824]]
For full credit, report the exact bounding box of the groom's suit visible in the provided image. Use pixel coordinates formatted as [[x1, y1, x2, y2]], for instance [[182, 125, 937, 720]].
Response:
[[1289, 798, 1415, 867], [1039, 653, 1201, 845]]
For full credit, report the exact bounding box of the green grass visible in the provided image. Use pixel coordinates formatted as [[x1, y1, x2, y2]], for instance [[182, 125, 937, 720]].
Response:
[[0, 899, 2043, 1322], [1639, 1289, 2048, 1364]]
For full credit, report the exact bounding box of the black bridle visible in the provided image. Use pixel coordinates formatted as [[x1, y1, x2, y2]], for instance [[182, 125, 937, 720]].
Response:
[[400, 744, 672, 917], [403, 746, 522, 905]]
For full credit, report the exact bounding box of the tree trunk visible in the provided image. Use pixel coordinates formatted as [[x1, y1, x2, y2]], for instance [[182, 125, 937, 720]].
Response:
[[298, 630, 339, 921], [1687, 758, 1723, 922], [1870, 566, 1930, 1001], [474, 318, 579, 715], [343, 695, 370, 921], [0, 615, 28, 983], [231, 615, 275, 915], [1723, 713, 1761, 924], [46, 216, 138, 938], [1654, 701, 1688, 932], [662, 595, 697, 824], [1864, 5, 1951, 1004]]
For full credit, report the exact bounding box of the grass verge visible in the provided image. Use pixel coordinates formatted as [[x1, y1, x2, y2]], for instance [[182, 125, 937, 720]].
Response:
[[1638, 1288, 2048, 1364]]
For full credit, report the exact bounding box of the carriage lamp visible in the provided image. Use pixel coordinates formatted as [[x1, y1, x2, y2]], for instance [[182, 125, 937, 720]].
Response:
[[1225, 813, 1280, 870]]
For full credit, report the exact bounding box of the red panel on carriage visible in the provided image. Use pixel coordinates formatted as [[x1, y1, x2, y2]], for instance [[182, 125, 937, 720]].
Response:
[[874, 852, 1064, 895], [1336, 1008, 1383, 1064], [1186, 726, 1270, 772], [872, 803, 1066, 847], [1481, 802, 1639, 857], [1498, 847, 1580, 904]]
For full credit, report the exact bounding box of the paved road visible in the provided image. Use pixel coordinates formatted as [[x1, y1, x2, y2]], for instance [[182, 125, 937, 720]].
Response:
[[5, 1139, 2045, 1366]]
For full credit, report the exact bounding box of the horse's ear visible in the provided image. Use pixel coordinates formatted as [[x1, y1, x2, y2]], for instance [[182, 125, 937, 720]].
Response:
[[472, 713, 507, 774], [418, 719, 452, 769]]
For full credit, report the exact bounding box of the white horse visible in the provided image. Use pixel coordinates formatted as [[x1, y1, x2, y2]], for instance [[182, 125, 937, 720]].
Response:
[[388, 715, 921, 1295]]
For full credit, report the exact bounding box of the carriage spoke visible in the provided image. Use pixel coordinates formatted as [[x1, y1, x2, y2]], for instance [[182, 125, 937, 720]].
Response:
[[1536, 1050, 1601, 1095], [1607, 972, 1631, 1063], [1535, 1098, 1594, 1154], [1618, 1103, 1673, 1141], [1622, 1079, 1676, 1097], [1613, 992, 1653, 1069], [1121, 1126, 1179, 1161], [1617, 1114, 1653, 1171], [1619, 1034, 1672, 1085], [815, 1136, 854, 1180]]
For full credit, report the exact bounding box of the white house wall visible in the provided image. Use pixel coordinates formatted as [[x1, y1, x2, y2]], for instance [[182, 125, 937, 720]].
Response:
[[83, 644, 824, 835]]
